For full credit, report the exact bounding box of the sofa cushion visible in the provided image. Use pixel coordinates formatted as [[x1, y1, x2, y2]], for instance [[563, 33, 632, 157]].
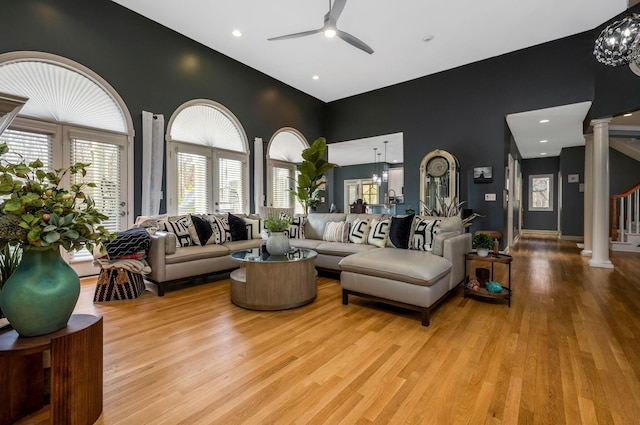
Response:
[[339, 248, 451, 287], [323, 221, 350, 242], [387, 214, 415, 249], [186, 214, 213, 246], [289, 239, 324, 250], [165, 244, 230, 264], [228, 213, 248, 241], [304, 213, 347, 240], [207, 214, 231, 244], [412, 217, 441, 251], [367, 219, 390, 248], [348, 218, 370, 244], [160, 216, 193, 247], [315, 242, 379, 257], [286, 216, 306, 239], [223, 239, 263, 251]]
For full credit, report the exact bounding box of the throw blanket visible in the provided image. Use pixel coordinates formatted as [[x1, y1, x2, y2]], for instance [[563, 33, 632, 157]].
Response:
[[94, 258, 151, 274]]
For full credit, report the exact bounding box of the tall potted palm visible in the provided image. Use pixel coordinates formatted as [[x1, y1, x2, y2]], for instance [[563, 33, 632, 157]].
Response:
[[293, 137, 338, 214]]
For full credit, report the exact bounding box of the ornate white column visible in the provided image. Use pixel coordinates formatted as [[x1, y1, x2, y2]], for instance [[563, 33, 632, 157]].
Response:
[[589, 118, 614, 269], [581, 134, 593, 256]]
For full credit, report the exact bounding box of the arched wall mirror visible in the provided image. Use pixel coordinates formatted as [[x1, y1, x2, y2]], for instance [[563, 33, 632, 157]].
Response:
[[419, 149, 460, 214]]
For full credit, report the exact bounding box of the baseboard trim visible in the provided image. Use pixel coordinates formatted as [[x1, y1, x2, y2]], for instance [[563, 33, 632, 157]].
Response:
[[521, 229, 559, 236]]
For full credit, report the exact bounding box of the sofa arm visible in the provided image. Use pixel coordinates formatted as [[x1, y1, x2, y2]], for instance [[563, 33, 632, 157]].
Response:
[[442, 233, 472, 290], [146, 231, 174, 282]]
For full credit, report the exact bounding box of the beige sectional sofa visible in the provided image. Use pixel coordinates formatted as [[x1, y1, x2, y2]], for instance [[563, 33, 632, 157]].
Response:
[[144, 212, 471, 324]]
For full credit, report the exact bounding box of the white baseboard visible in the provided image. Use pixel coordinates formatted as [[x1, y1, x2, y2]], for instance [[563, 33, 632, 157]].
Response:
[[521, 229, 559, 236]]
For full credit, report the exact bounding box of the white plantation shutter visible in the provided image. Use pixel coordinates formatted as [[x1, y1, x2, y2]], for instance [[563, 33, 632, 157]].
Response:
[[271, 166, 292, 208], [70, 138, 122, 234], [0, 128, 52, 168], [217, 156, 246, 213], [177, 151, 210, 214]]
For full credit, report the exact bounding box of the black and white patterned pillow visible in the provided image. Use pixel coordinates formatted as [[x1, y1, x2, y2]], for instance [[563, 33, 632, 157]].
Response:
[[367, 219, 390, 247], [387, 214, 415, 249], [188, 214, 214, 245], [160, 216, 193, 247], [348, 218, 370, 244], [206, 214, 231, 244], [104, 227, 151, 259], [285, 216, 306, 239], [244, 217, 263, 239], [412, 217, 441, 251]]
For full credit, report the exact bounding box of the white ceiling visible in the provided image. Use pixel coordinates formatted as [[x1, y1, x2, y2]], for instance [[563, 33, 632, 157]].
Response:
[[328, 132, 403, 166], [112, 0, 626, 103], [506, 102, 592, 159]]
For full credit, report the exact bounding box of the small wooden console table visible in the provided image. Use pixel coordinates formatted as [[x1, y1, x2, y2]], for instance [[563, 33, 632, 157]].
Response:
[[0, 314, 103, 425]]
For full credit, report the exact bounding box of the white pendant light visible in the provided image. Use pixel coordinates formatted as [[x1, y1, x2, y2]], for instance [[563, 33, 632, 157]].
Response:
[[372, 147, 378, 182], [382, 140, 389, 183]]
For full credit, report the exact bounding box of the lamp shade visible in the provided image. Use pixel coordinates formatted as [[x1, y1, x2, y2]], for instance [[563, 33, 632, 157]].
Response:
[[594, 14, 640, 67]]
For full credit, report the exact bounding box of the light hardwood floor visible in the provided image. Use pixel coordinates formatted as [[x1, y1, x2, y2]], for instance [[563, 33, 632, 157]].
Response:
[[16, 234, 640, 424]]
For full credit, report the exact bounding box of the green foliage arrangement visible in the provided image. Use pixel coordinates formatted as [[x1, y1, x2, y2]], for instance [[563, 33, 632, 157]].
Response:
[[0, 244, 22, 318], [263, 215, 291, 233], [472, 233, 494, 250], [293, 137, 338, 214], [0, 143, 113, 252]]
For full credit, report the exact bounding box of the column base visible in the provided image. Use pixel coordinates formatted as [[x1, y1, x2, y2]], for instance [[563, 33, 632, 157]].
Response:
[[580, 249, 592, 257], [588, 259, 614, 269]]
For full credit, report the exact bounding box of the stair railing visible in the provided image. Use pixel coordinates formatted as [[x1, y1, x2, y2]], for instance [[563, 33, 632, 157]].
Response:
[[610, 182, 640, 242]]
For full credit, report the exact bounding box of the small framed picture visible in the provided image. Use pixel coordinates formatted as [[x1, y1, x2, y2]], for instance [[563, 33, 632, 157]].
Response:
[[474, 166, 493, 184]]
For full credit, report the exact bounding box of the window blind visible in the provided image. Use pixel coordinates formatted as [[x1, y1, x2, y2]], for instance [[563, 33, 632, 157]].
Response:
[[272, 166, 292, 208], [0, 128, 52, 168], [177, 151, 209, 215], [218, 157, 245, 213]]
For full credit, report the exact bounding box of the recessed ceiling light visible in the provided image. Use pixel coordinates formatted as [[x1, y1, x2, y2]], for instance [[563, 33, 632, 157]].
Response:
[[422, 35, 434, 42], [540, 140, 548, 143], [624, 113, 633, 117], [312, 75, 319, 80], [540, 152, 547, 156], [539, 119, 550, 123], [232, 29, 242, 37]]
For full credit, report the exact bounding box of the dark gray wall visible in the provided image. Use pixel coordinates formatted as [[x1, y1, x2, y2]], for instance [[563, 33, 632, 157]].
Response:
[[0, 0, 325, 216], [521, 157, 560, 231], [559, 147, 585, 237], [1, 0, 639, 233]]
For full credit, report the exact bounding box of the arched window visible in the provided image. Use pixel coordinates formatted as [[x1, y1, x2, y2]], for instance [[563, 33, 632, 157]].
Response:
[[267, 128, 308, 215], [0, 51, 133, 275], [166, 99, 249, 215]]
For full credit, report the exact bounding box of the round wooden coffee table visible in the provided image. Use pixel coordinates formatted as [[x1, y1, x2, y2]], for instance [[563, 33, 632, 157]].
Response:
[[230, 247, 318, 310]]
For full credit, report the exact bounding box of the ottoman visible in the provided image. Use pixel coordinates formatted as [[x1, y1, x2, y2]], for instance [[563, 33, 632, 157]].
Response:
[[339, 248, 452, 326], [94, 268, 146, 301]]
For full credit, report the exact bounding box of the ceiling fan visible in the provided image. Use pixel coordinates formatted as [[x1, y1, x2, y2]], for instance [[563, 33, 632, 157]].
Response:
[[268, 0, 374, 55]]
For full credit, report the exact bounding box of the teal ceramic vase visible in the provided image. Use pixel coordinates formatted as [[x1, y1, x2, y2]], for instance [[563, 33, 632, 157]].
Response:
[[0, 248, 80, 337]]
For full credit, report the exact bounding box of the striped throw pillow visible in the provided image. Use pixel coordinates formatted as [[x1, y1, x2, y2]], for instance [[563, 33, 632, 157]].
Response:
[[323, 221, 350, 243]]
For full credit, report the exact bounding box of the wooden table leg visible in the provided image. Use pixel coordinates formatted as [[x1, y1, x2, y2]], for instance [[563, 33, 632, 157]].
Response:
[[0, 352, 44, 425], [50, 316, 103, 425]]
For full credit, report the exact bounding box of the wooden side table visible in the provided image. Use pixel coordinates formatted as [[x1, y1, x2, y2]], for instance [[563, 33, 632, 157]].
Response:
[[0, 314, 103, 425], [464, 252, 512, 306]]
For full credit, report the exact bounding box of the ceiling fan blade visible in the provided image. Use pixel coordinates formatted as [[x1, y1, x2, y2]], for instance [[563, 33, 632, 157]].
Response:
[[328, 0, 347, 25], [268, 28, 323, 41], [337, 30, 374, 54]]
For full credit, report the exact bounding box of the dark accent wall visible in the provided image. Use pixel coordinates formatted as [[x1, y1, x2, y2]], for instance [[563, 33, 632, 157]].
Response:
[[0, 0, 325, 216], [1, 0, 639, 234], [325, 31, 597, 236], [559, 147, 585, 237], [521, 157, 560, 231]]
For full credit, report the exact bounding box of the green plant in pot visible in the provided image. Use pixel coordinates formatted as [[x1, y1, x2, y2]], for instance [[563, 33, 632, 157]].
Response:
[[0, 243, 22, 319], [263, 214, 291, 255], [0, 142, 113, 336], [472, 233, 494, 257], [293, 137, 338, 214]]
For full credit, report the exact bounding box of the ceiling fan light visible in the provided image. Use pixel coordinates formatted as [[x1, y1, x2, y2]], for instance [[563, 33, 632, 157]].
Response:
[[324, 28, 336, 38]]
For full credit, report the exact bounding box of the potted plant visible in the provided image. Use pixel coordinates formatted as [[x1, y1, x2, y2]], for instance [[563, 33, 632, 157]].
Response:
[[0, 243, 21, 320], [0, 142, 113, 336], [293, 137, 338, 214], [472, 233, 493, 257], [263, 214, 291, 255]]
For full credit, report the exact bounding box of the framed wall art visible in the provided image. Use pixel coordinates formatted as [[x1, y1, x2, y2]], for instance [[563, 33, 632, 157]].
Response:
[[474, 166, 493, 184]]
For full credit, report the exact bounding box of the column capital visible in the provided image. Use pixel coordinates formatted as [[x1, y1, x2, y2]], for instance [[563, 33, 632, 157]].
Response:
[[590, 117, 612, 127]]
